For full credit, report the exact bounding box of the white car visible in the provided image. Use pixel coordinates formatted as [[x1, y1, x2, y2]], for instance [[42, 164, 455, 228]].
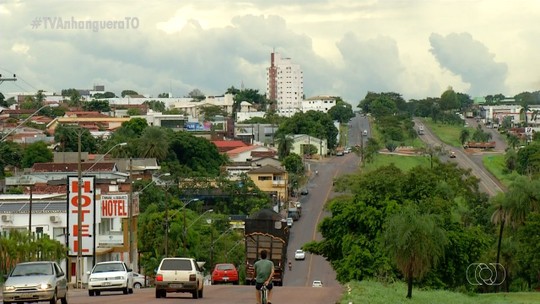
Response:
[[294, 249, 305, 260], [312, 280, 323, 287], [132, 272, 149, 288], [155, 257, 205, 299], [88, 261, 134, 296]]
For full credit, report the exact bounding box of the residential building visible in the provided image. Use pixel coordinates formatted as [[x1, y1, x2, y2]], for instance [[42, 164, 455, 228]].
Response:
[[234, 123, 278, 145], [266, 52, 304, 117], [247, 165, 288, 208], [302, 96, 336, 113], [289, 134, 328, 158]]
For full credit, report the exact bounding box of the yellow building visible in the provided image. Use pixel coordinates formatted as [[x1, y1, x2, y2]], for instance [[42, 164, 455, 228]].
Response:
[[247, 165, 289, 205]]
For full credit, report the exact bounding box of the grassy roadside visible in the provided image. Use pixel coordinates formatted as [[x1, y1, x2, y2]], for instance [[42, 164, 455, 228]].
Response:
[[482, 154, 519, 188], [339, 280, 540, 304], [421, 118, 473, 147], [362, 153, 430, 173]]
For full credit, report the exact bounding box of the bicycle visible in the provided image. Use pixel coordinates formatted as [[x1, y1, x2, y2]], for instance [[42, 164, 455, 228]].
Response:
[[260, 284, 269, 304]]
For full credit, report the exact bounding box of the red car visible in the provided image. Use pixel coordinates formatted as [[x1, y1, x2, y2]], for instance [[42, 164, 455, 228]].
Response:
[[211, 263, 239, 285]]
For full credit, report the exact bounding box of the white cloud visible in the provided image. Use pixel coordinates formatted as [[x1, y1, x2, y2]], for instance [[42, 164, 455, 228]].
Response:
[[0, 0, 538, 103]]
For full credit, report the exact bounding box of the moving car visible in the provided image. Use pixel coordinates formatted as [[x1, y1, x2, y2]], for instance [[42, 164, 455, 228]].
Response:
[[363, 130, 368, 136], [211, 263, 239, 285], [155, 257, 205, 299], [300, 188, 309, 195], [2, 261, 68, 304], [88, 261, 134, 296], [286, 217, 293, 227], [294, 249, 305, 260], [312, 280, 323, 287], [449, 151, 456, 158], [132, 272, 149, 288]]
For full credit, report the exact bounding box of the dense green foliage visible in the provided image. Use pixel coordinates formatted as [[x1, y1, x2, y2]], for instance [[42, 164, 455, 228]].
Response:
[[277, 110, 339, 149], [304, 162, 491, 291], [21, 141, 54, 168]]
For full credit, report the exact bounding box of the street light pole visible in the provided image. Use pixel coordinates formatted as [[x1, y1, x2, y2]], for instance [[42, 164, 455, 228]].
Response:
[[182, 199, 200, 255], [28, 186, 33, 238]]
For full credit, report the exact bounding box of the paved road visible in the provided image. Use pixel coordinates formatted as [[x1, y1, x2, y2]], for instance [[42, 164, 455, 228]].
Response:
[[414, 118, 505, 196], [24, 285, 343, 304]]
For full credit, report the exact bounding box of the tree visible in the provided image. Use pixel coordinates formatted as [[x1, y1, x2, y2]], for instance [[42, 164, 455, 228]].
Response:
[[83, 99, 111, 112], [199, 105, 227, 121], [282, 153, 304, 175], [232, 88, 267, 112], [460, 129, 470, 145], [158, 93, 170, 98], [439, 87, 460, 111], [138, 127, 170, 161], [275, 133, 294, 160], [516, 142, 540, 176], [187, 89, 205, 101], [506, 134, 520, 150], [168, 131, 226, 176], [120, 118, 148, 137], [382, 205, 448, 298], [0, 141, 23, 177], [121, 90, 139, 97], [93, 91, 116, 99], [53, 125, 98, 153], [328, 101, 355, 123], [21, 141, 53, 168], [143, 100, 166, 112]]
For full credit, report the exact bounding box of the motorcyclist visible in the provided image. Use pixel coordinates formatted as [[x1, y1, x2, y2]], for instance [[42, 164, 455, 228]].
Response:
[[288, 261, 292, 271], [315, 170, 318, 175]]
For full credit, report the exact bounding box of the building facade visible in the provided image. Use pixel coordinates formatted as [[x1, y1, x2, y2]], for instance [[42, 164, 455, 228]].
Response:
[[266, 52, 304, 117]]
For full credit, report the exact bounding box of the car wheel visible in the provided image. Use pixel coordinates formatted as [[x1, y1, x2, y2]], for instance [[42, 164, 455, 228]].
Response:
[[88, 290, 94, 297], [133, 282, 142, 289], [192, 290, 199, 299], [123, 287, 128, 294], [233, 280, 239, 285], [61, 291, 68, 304], [155, 289, 161, 298], [49, 290, 57, 304], [198, 287, 203, 298], [129, 288, 133, 294], [95, 291, 101, 296]]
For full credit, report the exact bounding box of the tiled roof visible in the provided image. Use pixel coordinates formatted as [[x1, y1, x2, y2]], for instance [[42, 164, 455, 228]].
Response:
[[251, 151, 276, 158], [248, 164, 286, 174], [31, 162, 117, 172], [212, 140, 247, 148]]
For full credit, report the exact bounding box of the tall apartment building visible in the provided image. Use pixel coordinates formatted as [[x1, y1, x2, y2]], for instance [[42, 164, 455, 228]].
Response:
[[266, 52, 304, 117]]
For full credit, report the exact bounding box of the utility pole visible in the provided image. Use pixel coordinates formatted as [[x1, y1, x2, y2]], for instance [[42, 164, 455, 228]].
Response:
[[128, 158, 133, 266], [28, 186, 33, 238], [360, 130, 365, 167], [164, 192, 169, 257], [76, 129, 82, 288], [0, 74, 17, 85]]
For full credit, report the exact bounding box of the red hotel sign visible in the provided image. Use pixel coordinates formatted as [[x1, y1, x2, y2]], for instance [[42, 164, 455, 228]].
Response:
[[67, 176, 95, 257], [100, 194, 129, 218]]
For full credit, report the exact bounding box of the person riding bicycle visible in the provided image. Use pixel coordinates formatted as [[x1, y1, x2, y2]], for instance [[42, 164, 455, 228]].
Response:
[[315, 170, 318, 175], [288, 261, 292, 271], [254, 249, 274, 304]]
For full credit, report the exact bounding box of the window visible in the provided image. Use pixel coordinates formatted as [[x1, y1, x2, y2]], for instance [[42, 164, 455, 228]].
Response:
[[258, 176, 272, 181]]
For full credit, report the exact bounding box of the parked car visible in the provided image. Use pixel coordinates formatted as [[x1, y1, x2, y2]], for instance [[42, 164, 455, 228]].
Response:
[[300, 188, 309, 195], [449, 151, 456, 158], [363, 130, 368, 136], [286, 217, 294, 228], [312, 280, 323, 287], [132, 272, 149, 288], [294, 249, 306, 260], [211, 263, 239, 285], [155, 257, 205, 299], [2, 261, 68, 304], [87, 261, 134, 296]]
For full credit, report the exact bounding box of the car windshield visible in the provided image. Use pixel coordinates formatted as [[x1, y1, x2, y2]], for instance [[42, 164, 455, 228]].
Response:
[[296, 250, 303, 253], [216, 264, 234, 270], [11, 263, 53, 276], [92, 263, 125, 273]]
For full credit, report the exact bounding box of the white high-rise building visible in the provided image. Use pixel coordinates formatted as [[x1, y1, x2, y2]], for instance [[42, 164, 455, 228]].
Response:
[[266, 52, 304, 117]]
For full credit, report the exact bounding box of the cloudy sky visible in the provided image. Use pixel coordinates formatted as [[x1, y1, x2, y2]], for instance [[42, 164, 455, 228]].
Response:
[[1, 0, 539, 105]]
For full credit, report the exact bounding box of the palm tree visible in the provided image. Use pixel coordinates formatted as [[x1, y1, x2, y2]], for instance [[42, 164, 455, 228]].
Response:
[[138, 127, 170, 161], [275, 133, 294, 160], [382, 205, 448, 298], [491, 176, 540, 273], [506, 134, 520, 150]]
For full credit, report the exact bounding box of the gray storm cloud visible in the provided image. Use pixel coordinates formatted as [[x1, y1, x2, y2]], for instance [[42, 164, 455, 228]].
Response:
[[429, 32, 508, 96]]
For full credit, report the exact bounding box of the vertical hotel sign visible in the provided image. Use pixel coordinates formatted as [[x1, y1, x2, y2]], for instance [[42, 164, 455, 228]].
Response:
[[67, 176, 95, 256]]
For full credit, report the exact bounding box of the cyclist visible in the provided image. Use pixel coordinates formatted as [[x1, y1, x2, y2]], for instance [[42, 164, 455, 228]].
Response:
[[315, 170, 319, 175], [253, 250, 274, 304], [288, 261, 292, 271]]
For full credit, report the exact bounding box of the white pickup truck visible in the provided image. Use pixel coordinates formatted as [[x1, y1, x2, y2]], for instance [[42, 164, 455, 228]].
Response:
[[155, 257, 205, 299]]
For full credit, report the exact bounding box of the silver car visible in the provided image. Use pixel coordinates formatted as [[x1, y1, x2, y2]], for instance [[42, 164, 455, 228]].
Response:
[[2, 261, 68, 304]]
